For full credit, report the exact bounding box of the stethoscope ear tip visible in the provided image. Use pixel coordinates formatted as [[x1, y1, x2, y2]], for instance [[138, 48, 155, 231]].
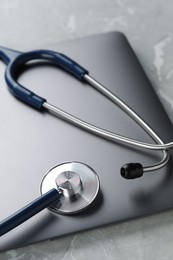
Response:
[[120, 163, 143, 179]]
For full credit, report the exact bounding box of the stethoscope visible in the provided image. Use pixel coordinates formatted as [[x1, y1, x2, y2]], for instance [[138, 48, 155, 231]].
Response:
[[0, 46, 171, 237]]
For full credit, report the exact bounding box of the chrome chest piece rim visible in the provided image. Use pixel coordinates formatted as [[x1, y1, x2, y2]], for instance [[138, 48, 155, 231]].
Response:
[[40, 162, 100, 215]]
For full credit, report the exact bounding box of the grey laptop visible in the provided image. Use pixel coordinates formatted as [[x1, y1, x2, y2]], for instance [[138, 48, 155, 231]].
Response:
[[0, 32, 173, 251]]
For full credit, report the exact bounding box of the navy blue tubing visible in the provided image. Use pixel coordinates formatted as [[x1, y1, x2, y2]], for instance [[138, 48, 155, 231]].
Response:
[[0, 189, 60, 237], [1, 48, 88, 109]]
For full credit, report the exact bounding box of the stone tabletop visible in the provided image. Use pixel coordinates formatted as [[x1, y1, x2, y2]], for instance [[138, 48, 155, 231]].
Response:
[[1, 0, 173, 259]]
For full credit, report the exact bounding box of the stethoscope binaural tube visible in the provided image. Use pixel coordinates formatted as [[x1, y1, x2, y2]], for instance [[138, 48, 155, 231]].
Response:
[[43, 74, 170, 179], [0, 46, 171, 179], [83, 75, 170, 178]]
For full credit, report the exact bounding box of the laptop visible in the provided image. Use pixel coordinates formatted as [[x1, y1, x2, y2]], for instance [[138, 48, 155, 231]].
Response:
[[0, 31, 173, 251]]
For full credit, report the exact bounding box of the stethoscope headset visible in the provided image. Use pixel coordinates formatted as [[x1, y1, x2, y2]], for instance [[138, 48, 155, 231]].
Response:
[[0, 46, 171, 237]]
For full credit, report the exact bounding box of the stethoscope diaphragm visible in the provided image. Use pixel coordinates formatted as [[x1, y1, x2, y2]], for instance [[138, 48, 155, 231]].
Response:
[[40, 161, 100, 214]]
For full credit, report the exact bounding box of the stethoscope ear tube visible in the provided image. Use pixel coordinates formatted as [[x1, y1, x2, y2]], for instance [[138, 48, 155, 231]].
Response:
[[43, 74, 170, 178]]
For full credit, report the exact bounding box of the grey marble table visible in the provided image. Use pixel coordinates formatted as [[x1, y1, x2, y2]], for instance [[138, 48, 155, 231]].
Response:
[[1, 0, 173, 259]]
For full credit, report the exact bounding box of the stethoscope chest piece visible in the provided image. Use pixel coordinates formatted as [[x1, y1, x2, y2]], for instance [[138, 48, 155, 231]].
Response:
[[40, 162, 100, 214]]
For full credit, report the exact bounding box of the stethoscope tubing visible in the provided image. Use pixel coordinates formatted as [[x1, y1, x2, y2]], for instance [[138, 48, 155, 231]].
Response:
[[0, 189, 60, 237]]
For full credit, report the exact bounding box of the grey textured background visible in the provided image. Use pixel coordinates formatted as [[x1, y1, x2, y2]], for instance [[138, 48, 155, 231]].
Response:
[[1, 0, 173, 259]]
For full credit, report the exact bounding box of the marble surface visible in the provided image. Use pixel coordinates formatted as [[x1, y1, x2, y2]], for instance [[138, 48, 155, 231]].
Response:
[[1, 0, 173, 259]]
